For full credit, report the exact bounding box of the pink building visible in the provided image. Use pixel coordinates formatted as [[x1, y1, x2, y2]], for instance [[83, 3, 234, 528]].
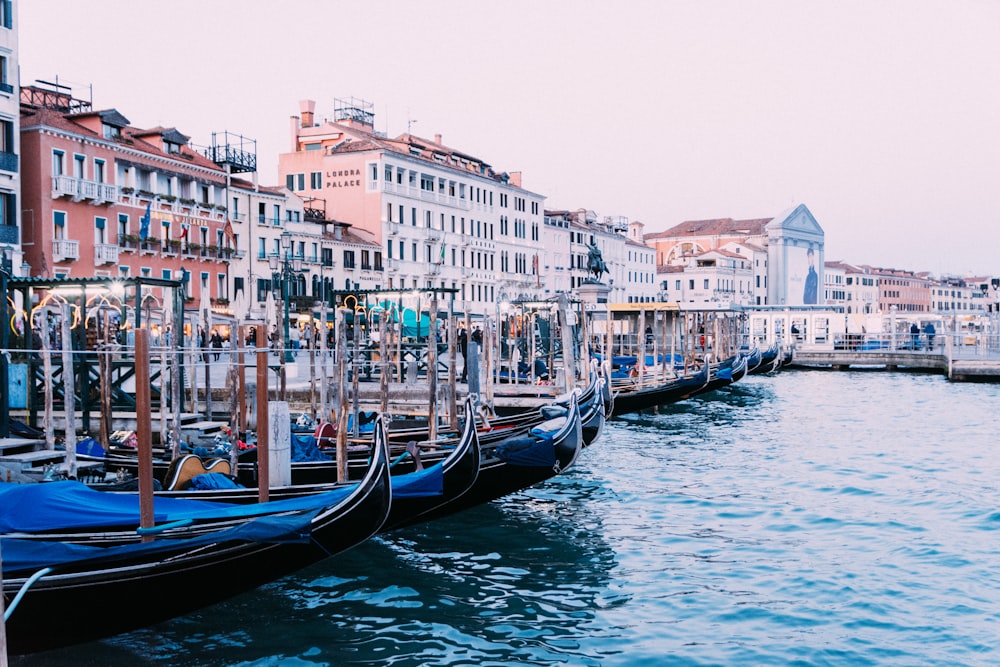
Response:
[[278, 98, 547, 315], [19, 84, 239, 308]]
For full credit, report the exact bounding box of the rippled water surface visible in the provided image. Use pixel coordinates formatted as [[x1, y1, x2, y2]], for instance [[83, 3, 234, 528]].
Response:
[[17, 371, 1000, 666]]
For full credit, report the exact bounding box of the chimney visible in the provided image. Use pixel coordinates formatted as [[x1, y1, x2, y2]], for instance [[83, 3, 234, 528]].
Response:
[[434, 133, 442, 145], [509, 171, 522, 188], [334, 224, 343, 241], [289, 115, 299, 152], [299, 100, 316, 127]]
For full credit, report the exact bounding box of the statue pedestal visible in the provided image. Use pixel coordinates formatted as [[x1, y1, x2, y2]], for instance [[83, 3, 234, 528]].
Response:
[[577, 281, 611, 306]]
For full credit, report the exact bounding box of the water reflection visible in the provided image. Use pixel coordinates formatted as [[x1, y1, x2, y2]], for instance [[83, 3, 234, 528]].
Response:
[[18, 468, 619, 667]]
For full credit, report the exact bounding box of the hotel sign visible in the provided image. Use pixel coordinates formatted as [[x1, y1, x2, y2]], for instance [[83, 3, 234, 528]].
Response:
[[326, 168, 362, 188]]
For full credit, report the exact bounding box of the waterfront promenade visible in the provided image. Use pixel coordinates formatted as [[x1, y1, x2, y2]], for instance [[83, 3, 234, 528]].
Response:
[[787, 332, 1000, 381]]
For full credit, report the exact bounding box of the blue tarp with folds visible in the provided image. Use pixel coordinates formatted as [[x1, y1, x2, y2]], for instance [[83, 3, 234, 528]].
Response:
[[0, 481, 356, 533], [495, 436, 556, 467], [1, 510, 318, 574], [291, 433, 334, 462], [390, 464, 444, 498]]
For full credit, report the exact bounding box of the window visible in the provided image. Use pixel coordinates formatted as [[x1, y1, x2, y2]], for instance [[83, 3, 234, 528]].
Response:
[[0, 191, 14, 226], [343, 250, 355, 268], [53, 211, 67, 239], [310, 172, 321, 189], [102, 121, 121, 140], [94, 159, 106, 183], [52, 150, 65, 177], [0, 118, 13, 159], [95, 217, 107, 245]]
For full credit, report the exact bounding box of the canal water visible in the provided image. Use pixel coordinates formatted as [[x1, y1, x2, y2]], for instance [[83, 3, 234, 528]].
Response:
[[15, 370, 1000, 666]]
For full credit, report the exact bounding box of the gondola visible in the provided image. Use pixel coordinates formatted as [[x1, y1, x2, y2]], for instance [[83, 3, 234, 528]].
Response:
[[90, 398, 482, 535], [748, 341, 781, 375], [395, 390, 583, 528], [688, 352, 747, 399], [744, 345, 762, 373], [1, 418, 392, 655], [609, 363, 710, 416]]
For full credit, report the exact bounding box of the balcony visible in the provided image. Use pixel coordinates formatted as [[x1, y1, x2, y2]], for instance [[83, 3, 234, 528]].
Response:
[[52, 176, 118, 204], [95, 243, 120, 265], [0, 151, 18, 173], [52, 238, 80, 262]]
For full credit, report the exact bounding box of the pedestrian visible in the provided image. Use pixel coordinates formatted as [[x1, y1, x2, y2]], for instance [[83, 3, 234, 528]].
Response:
[[210, 329, 223, 360], [924, 321, 936, 350], [910, 322, 920, 350], [290, 325, 301, 358], [458, 325, 469, 382]]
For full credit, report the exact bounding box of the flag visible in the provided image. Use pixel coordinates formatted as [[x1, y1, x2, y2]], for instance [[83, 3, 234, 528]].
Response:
[[178, 219, 190, 239], [439, 242, 446, 263], [223, 219, 236, 244], [139, 201, 151, 241]]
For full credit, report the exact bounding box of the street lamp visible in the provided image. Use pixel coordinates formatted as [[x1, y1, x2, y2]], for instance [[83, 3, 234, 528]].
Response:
[[269, 231, 303, 363]]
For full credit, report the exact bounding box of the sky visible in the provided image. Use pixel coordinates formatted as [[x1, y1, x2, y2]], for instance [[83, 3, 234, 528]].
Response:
[[17, 0, 1000, 277]]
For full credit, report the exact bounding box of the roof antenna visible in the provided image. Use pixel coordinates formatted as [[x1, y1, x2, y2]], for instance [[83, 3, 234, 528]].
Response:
[[407, 113, 417, 135]]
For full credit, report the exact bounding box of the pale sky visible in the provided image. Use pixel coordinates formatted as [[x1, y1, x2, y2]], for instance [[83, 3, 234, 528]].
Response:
[[18, 0, 1000, 277]]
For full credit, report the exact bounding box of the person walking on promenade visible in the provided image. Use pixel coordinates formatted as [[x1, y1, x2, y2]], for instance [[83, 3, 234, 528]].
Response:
[[459, 325, 469, 382], [210, 329, 223, 360], [924, 322, 936, 351], [910, 322, 920, 350]]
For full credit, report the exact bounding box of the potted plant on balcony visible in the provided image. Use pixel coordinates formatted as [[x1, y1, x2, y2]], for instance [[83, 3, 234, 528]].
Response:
[[137, 189, 154, 199], [185, 243, 201, 255], [121, 186, 135, 195], [119, 233, 139, 248], [159, 194, 177, 203], [165, 239, 182, 252], [179, 197, 196, 207]]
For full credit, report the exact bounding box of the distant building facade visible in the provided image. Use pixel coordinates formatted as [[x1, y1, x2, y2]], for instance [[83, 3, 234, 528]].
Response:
[[0, 0, 21, 274], [279, 98, 546, 316]]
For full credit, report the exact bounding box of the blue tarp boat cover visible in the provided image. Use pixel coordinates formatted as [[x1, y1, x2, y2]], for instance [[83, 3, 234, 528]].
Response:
[[76, 437, 105, 458], [0, 480, 357, 533], [495, 436, 556, 467], [390, 464, 444, 498], [1, 509, 318, 575], [187, 473, 243, 490], [291, 433, 334, 462]]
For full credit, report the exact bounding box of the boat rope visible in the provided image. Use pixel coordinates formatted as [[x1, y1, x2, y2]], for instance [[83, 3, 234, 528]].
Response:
[[5, 567, 54, 622]]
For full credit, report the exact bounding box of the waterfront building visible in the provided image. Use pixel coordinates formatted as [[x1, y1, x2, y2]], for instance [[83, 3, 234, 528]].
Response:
[[643, 203, 825, 308], [18, 83, 240, 311], [540, 208, 654, 303], [0, 0, 21, 274], [660, 246, 756, 307], [929, 276, 982, 317], [278, 98, 546, 316], [862, 266, 930, 315], [624, 220, 657, 303], [541, 209, 573, 297]]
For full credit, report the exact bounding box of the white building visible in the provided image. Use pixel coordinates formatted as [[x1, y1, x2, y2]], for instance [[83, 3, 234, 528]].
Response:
[[0, 0, 20, 273]]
